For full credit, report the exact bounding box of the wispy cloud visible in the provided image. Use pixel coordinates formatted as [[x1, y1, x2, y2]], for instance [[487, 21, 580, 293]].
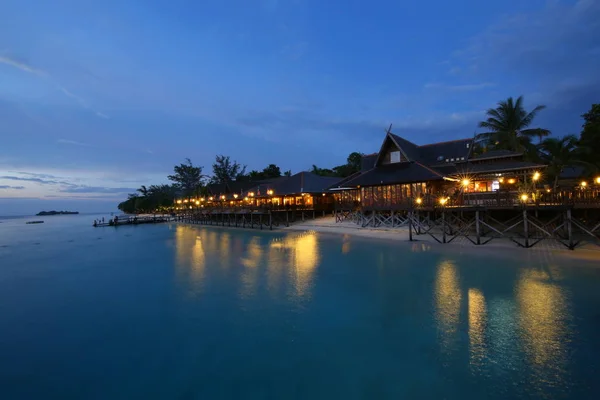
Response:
[[0, 55, 47, 76], [0, 185, 25, 190], [424, 82, 495, 91], [58, 186, 137, 194], [14, 172, 61, 179], [0, 54, 109, 119], [57, 139, 91, 147], [0, 175, 73, 186]]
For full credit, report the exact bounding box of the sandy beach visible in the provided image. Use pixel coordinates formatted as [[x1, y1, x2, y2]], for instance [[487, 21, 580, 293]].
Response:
[[282, 216, 600, 263]]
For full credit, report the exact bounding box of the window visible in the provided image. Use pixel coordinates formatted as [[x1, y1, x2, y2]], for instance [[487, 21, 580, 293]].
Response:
[[466, 143, 470, 148], [460, 157, 465, 161], [390, 151, 401, 163], [437, 155, 444, 161]]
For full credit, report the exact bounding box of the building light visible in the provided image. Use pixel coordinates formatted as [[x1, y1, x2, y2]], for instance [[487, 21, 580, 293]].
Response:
[[596, 176, 600, 184], [200, 198, 205, 202], [177, 200, 182, 204], [533, 171, 541, 181], [498, 177, 504, 183], [209, 197, 213, 201], [520, 194, 528, 202], [220, 195, 226, 200], [508, 178, 516, 184], [439, 197, 448, 205], [244, 197, 249, 201], [233, 194, 238, 199], [195, 201, 200, 205], [581, 181, 587, 188], [415, 197, 422, 205], [249, 192, 254, 197], [183, 199, 188, 203], [267, 189, 274, 196], [461, 179, 470, 187]]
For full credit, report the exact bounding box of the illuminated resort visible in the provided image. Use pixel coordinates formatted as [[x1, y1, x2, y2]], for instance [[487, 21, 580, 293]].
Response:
[[172, 129, 600, 249]]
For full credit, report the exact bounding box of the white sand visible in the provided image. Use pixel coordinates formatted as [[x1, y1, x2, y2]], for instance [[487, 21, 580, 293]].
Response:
[[282, 216, 600, 263]]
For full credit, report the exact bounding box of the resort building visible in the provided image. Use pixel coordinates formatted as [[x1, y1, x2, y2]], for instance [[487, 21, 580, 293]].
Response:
[[331, 131, 546, 210]]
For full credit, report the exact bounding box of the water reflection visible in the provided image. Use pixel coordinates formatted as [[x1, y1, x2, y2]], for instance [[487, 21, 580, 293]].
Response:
[[174, 226, 206, 289], [468, 288, 487, 369], [239, 237, 262, 298], [434, 260, 461, 353], [516, 269, 570, 388], [270, 231, 320, 297]]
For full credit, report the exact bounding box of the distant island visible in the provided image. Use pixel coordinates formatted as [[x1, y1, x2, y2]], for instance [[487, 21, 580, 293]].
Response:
[[36, 211, 80, 216]]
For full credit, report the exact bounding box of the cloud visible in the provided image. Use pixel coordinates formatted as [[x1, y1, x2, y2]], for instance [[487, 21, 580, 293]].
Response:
[[424, 82, 495, 91], [0, 185, 25, 190], [58, 186, 137, 194], [0, 54, 108, 119], [14, 172, 61, 179], [57, 139, 91, 147], [0, 175, 73, 186], [0, 55, 47, 76]]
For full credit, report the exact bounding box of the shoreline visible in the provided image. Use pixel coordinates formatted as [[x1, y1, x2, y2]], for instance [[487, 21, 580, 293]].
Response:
[[280, 216, 600, 263]]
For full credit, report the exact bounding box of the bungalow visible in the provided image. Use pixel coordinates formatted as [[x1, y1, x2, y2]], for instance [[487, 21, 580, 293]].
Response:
[[331, 130, 546, 210]]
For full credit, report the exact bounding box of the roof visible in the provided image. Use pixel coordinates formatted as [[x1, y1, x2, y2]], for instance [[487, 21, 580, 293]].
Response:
[[206, 177, 286, 195], [450, 161, 544, 175], [389, 133, 420, 161], [419, 138, 473, 165], [360, 153, 378, 171], [559, 166, 585, 179], [376, 132, 473, 166], [342, 162, 445, 187], [242, 172, 342, 196], [469, 149, 523, 161]]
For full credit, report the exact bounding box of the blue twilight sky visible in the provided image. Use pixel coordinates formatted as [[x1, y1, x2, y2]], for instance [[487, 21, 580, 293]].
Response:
[[1, 0, 599, 214]]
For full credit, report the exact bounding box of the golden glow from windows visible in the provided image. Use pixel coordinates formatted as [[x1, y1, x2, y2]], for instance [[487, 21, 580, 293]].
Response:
[[415, 197, 422, 205], [508, 178, 516, 184], [267, 189, 274, 195], [520, 194, 528, 202], [516, 269, 569, 385], [233, 194, 238, 199], [468, 289, 487, 369], [434, 260, 461, 354], [462, 178, 470, 187], [533, 171, 541, 181], [596, 177, 600, 184], [439, 197, 448, 205], [270, 231, 320, 297], [581, 181, 587, 188]]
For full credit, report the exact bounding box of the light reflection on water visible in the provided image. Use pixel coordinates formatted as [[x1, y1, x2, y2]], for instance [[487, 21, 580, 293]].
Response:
[[434, 260, 462, 354], [167, 225, 591, 398]]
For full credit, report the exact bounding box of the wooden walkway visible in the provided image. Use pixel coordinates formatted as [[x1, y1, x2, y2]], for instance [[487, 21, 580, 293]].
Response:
[[179, 208, 328, 230], [93, 215, 175, 227]]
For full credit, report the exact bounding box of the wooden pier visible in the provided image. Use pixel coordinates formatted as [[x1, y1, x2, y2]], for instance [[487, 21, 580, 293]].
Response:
[[93, 215, 175, 227], [178, 207, 327, 230]]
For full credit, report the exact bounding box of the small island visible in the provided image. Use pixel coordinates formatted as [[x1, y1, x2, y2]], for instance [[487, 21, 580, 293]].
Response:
[[36, 211, 80, 216]]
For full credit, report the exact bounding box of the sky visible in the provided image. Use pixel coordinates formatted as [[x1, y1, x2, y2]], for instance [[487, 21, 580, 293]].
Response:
[[1, 0, 599, 215]]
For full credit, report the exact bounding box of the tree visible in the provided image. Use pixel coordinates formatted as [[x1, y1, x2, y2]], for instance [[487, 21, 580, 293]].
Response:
[[477, 96, 549, 157], [539, 135, 591, 190], [579, 104, 600, 167], [347, 152, 363, 172], [211, 155, 246, 184], [284, 170, 292, 177], [262, 164, 281, 179], [168, 158, 204, 195]]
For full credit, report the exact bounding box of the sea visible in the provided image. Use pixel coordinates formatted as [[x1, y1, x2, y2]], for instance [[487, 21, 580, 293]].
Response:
[[1, 213, 600, 399]]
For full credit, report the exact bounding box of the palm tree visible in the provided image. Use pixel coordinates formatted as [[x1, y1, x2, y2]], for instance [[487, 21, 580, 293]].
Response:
[[539, 135, 592, 190], [137, 185, 148, 196], [477, 96, 550, 156]]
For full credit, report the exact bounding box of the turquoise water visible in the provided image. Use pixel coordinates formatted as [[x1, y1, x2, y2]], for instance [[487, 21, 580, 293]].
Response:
[[1, 215, 600, 399]]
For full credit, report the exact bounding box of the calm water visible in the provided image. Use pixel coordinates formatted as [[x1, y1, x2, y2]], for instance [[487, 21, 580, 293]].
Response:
[[1, 215, 600, 399]]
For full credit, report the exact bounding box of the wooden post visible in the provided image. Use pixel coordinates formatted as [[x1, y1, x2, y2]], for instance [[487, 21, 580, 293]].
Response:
[[286, 211, 289, 227], [442, 211, 447, 243], [391, 210, 395, 228], [475, 210, 481, 245], [523, 209, 529, 248], [269, 212, 273, 230], [567, 208, 574, 250], [408, 210, 413, 241], [260, 214, 263, 230], [250, 212, 253, 228]]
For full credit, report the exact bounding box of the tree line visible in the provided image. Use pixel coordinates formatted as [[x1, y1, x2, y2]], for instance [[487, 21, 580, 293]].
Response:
[[475, 98, 599, 189], [118, 98, 600, 214], [118, 152, 363, 213]]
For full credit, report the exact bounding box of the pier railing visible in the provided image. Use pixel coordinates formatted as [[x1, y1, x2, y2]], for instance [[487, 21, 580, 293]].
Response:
[[336, 189, 600, 211]]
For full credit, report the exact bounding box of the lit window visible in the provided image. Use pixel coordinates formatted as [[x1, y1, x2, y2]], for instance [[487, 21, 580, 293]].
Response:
[[437, 155, 444, 161], [390, 151, 401, 163], [445, 159, 449, 162], [466, 143, 470, 148]]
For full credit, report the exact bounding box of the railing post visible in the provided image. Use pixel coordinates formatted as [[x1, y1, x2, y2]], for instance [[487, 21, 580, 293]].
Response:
[[523, 209, 529, 248], [567, 208, 574, 250], [475, 209, 481, 245], [408, 210, 413, 241]]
